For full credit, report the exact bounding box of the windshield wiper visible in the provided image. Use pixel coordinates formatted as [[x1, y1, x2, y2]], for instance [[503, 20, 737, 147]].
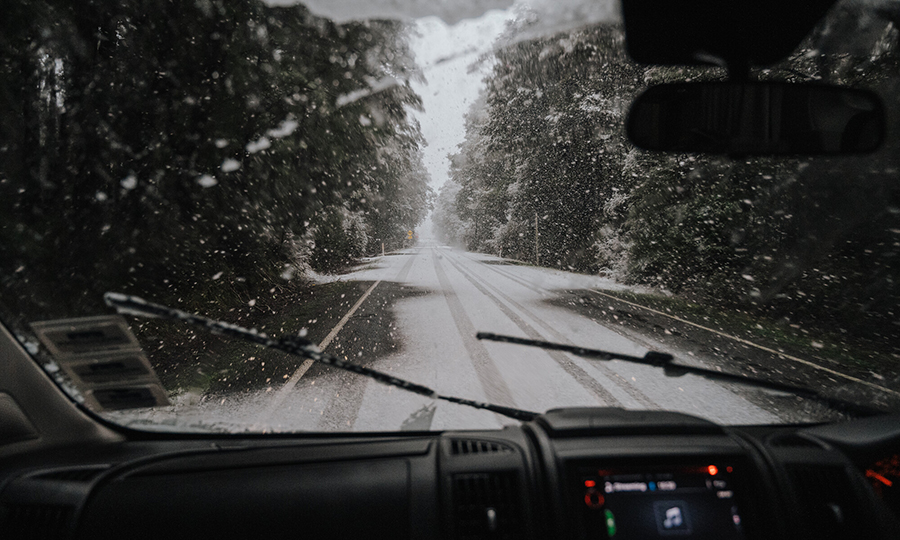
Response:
[[103, 293, 537, 422], [476, 332, 884, 417]]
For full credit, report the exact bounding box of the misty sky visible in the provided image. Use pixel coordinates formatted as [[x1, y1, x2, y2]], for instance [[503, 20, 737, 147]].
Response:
[[408, 10, 514, 191]]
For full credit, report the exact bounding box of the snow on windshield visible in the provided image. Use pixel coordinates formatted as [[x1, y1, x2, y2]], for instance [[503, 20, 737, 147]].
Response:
[[1, 0, 899, 433], [265, 0, 619, 28]]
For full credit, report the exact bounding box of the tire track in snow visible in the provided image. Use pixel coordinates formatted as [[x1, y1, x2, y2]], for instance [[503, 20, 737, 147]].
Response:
[[460, 253, 544, 292], [254, 278, 382, 427], [432, 250, 520, 412], [441, 251, 627, 407], [475, 251, 900, 401], [315, 251, 421, 430], [449, 252, 657, 408]]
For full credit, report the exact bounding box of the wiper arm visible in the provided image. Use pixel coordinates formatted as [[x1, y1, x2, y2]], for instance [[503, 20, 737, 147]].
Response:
[[104, 293, 538, 422], [478, 332, 804, 392], [476, 332, 883, 417]]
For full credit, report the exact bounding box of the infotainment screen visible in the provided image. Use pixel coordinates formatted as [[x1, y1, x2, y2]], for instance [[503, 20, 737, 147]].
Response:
[[572, 462, 747, 539]]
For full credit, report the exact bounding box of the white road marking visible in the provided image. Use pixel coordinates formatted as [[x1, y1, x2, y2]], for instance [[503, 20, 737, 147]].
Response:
[[318, 280, 382, 351], [253, 279, 382, 425], [589, 288, 900, 398]]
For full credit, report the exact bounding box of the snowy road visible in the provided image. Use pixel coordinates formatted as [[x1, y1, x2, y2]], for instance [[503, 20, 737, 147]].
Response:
[[118, 244, 793, 432], [248, 244, 782, 431]]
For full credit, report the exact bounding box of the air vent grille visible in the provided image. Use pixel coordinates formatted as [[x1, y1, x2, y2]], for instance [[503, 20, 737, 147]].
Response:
[[450, 439, 513, 455], [452, 472, 522, 540], [1, 503, 73, 540], [786, 465, 866, 540], [33, 466, 109, 482]]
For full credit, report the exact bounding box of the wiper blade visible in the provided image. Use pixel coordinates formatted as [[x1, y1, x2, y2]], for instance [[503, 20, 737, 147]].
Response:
[[104, 293, 538, 422], [476, 332, 884, 417], [478, 332, 805, 392]]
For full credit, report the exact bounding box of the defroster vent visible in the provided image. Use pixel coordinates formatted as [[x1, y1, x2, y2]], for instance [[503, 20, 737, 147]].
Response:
[[450, 439, 513, 456]]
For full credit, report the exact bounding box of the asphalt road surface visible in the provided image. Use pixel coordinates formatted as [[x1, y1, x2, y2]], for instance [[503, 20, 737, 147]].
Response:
[[118, 242, 897, 432]]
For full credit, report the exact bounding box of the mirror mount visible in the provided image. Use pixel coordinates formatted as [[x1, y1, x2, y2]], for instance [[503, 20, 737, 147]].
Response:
[[688, 51, 750, 82], [726, 58, 750, 84], [622, 0, 837, 69]]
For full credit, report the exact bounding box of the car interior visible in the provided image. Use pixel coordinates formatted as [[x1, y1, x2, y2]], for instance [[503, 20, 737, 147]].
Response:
[[2, 1, 900, 540]]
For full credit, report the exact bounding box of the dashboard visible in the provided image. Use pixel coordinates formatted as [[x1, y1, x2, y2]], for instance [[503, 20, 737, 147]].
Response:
[[1, 408, 899, 540]]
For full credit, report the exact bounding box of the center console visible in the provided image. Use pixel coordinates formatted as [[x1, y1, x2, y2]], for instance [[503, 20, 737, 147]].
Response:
[[568, 460, 750, 539], [533, 408, 773, 540]]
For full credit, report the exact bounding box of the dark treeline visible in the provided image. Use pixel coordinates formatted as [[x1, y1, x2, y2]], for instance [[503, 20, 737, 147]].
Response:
[[1, 0, 432, 320], [433, 6, 900, 348]]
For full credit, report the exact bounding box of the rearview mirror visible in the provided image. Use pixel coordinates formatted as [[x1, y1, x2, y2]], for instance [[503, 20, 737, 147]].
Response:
[[627, 82, 884, 155]]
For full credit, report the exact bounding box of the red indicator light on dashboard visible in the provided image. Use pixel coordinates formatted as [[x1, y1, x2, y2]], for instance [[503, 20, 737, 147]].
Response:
[[726, 466, 733, 473], [585, 480, 596, 487], [708, 465, 719, 475], [584, 489, 605, 509], [866, 469, 893, 487]]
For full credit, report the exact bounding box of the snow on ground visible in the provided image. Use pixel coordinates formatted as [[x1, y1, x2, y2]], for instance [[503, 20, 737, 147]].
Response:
[[105, 245, 781, 433]]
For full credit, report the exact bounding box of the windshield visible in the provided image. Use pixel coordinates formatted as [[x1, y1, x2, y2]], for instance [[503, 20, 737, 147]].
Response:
[[2, 0, 899, 433]]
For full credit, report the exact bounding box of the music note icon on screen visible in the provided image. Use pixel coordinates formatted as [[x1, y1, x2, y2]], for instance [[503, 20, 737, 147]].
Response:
[[654, 501, 691, 535], [664, 506, 683, 528]]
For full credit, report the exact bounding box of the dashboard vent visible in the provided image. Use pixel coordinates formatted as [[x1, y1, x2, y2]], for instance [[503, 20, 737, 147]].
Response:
[[452, 471, 522, 540], [786, 465, 866, 540], [1, 503, 73, 540], [32, 465, 110, 482], [450, 439, 513, 456]]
